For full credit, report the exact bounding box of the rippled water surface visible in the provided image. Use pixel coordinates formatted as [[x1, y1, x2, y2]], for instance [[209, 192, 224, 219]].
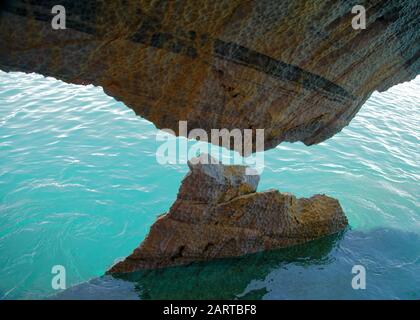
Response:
[[0, 71, 419, 299]]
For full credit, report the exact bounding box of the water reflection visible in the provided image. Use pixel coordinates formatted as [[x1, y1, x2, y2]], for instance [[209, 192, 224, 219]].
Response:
[[54, 228, 419, 300]]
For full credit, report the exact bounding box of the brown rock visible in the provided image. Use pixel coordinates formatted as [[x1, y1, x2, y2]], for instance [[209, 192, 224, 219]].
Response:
[[1, 1, 419, 151], [108, 154, 348, 273]]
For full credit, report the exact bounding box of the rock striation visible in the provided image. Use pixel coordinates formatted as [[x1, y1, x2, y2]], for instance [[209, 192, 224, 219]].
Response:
[[108, 154, 348, 273], [1, 0, 419, 151]]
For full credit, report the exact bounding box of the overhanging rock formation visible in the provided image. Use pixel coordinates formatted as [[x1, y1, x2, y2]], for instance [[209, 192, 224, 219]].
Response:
[[1, 0, 419, 151], [108, 154, 348, 273]]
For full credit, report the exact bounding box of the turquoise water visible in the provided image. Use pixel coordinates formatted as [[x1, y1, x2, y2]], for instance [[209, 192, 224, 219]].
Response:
[[0, 70, 419, 299]]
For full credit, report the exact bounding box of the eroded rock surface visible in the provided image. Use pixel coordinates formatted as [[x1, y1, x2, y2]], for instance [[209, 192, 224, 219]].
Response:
[[108, 154, 348, 273], [1, 0, 419, 151]]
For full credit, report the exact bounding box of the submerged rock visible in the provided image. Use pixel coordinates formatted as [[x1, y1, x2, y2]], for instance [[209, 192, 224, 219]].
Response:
[[108, 154, 348, 273], [1, 1, 419, 151]]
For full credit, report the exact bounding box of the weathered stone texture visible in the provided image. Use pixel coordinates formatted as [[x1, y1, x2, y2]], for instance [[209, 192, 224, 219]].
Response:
[[1, 0, 419, 151], [108, 154, 348, 273]]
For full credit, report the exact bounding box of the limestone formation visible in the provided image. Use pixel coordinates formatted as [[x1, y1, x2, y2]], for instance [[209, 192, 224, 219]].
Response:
[[108, 154, 348, 273], [1, 0, 419, 152]]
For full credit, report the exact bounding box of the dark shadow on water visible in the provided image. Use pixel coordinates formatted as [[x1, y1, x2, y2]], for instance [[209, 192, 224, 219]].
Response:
[[54, 228, 420, 300], [119, 232, 342, 300]]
